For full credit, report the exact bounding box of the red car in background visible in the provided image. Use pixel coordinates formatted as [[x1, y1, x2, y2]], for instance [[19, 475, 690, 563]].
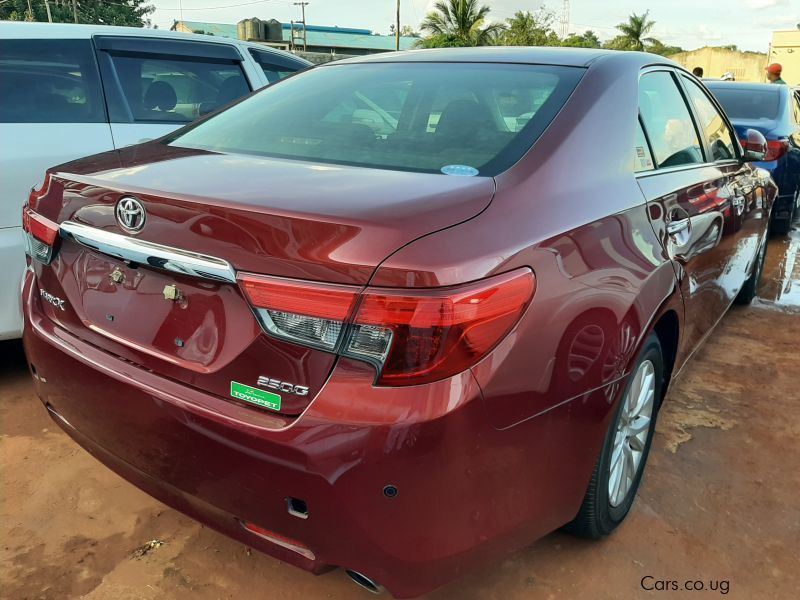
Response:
[[22, 48, 774, 597]]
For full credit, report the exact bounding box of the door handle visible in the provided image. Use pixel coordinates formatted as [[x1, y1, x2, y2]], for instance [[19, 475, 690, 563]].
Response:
[[667, 217, 691, 235], [667, 218, 691, 236]]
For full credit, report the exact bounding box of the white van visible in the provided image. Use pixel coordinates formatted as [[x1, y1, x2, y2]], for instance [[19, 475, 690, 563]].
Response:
[[0, 21, 310, 340]]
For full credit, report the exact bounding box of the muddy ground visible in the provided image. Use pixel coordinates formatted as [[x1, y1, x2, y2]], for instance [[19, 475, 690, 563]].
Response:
[[2, 228, 798, 600]]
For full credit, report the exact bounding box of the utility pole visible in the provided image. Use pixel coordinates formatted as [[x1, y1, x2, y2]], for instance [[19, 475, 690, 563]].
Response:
[[71, 0, 78, 23], [396, 0, 400, 51], [293, 2, 308, 51], [44, 0, 52, 22]]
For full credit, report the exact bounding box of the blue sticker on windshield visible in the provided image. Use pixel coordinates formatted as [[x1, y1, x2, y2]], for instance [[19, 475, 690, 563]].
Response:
[[441, 164, 479, 177]]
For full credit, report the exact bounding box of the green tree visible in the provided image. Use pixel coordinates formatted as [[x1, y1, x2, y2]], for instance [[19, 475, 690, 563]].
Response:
[[0, 0, 154, 27], [499, 9, 559, 46], [419, 0, 505, 47], [390, 24, 419, 37], [603, 35, 634, 50], [613, 10, 656, 52], [645, 39, 683, 56], [561, 30, 602, 48]]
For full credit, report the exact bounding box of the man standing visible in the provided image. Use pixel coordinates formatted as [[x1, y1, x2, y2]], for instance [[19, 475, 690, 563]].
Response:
[[766, 63, 786, 84]]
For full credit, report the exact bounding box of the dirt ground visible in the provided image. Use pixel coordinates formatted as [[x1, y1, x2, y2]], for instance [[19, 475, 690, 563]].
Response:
[[2, 228, 799, 600]]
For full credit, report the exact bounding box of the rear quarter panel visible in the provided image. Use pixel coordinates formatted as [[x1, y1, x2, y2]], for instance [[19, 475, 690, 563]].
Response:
[[373, 55, 679, 414], [369, 58, 682, 515]]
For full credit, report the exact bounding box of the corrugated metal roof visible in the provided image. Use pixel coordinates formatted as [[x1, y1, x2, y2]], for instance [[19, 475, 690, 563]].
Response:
[[175, 21, 238, 39], [173, 20, 418, 51], [283, 28, 417, 51]]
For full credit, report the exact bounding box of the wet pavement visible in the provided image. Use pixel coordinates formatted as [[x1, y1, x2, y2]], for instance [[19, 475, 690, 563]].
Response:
[[1, 226, 799, 600]]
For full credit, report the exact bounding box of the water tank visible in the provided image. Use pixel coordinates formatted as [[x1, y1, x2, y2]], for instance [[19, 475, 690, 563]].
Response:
[[238, 17, 264, 41], [264, 19, 282, 42]]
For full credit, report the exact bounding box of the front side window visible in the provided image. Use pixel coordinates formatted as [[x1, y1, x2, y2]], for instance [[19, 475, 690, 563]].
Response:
[[168, 62, 584, 176], [107, 54, 250, 122], [0, 39, 105, 123], [682, 77, 735, 161], [639, 71, 703, 169]]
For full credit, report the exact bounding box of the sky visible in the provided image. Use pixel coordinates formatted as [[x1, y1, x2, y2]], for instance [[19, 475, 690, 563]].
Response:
[[148, 0, 798, 53]]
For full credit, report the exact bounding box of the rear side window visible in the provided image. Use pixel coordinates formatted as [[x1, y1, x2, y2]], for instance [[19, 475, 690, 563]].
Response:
[[639, 71, 703, 169], [682, 77, 735, 161], [169, 62, 584, 176], [634, 120, 655, 172], [105, 54, 250, 123], [248, 48, 307, 83], [709, 87, 781, 120], [0, 39, 105, 123]]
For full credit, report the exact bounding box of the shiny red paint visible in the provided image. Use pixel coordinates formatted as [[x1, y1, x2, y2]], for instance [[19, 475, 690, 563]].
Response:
[[22, 48, 777, 598]]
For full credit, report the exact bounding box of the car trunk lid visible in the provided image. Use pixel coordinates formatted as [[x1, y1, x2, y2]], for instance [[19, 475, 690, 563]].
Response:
[[30, 144, 495, 416]]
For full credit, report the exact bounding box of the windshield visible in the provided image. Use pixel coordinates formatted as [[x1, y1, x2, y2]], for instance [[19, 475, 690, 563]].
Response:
[[168, 62, 584, 176], [709, 87, 781, 120]]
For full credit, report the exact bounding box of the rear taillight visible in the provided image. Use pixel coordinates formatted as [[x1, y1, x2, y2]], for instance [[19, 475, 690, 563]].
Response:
[[22, 174, 59, 264], [22, 206, 59, 264], [741, 138, 788, 162], [239, 274, 358, 351], [238, 269, 535, 386]]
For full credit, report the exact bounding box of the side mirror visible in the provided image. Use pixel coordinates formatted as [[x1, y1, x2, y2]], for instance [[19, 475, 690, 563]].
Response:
[[740, 128, 767, 162]]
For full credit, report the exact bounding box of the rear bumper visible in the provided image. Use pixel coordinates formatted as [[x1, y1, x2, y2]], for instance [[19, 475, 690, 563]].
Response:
[[22, 269, 612, 597]]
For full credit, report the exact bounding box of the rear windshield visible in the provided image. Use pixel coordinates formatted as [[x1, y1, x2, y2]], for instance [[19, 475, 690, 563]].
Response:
[[709, 87, 781, 120], [168, 62, 583, 176]]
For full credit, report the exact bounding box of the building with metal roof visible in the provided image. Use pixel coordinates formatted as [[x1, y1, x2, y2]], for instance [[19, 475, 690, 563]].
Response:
[[171, 20, 418, 56]]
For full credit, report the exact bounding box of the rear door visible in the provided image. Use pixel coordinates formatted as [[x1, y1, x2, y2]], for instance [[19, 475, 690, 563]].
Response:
[[93, 36, 256, 147], [635, 69, 748, 355], [0, 37, 113, 338]]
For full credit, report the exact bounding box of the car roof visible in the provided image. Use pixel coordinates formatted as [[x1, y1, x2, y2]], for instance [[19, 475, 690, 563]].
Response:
[[0, 20, 308, 62], [330, 46, 675, 69]]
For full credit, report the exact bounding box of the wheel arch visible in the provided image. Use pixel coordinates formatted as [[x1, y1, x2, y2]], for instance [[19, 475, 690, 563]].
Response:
[[652, 308, 680, 398]]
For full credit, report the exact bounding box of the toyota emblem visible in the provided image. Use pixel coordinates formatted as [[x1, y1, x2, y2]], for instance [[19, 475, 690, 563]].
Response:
[[115, 197, 146, 233]]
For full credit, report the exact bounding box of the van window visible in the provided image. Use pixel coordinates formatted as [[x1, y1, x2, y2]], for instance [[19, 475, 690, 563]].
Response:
[[0, 39, 105, 123], [248, 48, 307, 83], [106, 54, 250, 122]]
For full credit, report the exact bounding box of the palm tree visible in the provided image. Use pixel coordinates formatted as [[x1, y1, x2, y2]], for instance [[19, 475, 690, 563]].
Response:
[[420, 0, 505, 47], [615, 11, 657, 52]]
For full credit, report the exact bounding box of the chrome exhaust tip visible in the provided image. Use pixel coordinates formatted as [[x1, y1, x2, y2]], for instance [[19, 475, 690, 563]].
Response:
[[345, 569, 384, 594]]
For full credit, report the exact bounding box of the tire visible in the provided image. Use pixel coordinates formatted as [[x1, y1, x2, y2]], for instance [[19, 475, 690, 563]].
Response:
[[771, 190, 796, 235], [564, 333, 663, 539], [734, 235, 767, 305]]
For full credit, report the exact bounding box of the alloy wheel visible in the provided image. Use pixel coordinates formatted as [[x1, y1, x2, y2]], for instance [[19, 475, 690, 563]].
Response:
[[608, 359, 656, 507]]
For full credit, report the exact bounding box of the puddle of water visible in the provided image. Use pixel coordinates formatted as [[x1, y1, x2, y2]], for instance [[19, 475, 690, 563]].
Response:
[[756, 222, 800, 312]]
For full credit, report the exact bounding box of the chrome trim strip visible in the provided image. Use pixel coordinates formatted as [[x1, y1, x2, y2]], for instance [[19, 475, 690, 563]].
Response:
[[59, 220, 237, 283]]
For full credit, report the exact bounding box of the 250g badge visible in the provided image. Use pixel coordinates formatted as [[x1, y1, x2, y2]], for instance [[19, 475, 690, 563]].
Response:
[[257, 376, 309, 397]]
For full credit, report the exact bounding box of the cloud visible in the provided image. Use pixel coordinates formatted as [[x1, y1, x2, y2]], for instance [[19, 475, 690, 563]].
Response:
[[756, 15, 799, 28], [696, 25, 723, 42], [739, 0, 788, 9]]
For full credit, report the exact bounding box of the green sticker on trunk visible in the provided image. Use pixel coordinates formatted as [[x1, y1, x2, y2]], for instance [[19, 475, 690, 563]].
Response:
[[230, 381, 281, 411]]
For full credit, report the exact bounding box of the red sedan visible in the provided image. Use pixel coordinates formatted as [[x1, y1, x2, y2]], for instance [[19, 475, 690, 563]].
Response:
[[21, 48, 774, 597]]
